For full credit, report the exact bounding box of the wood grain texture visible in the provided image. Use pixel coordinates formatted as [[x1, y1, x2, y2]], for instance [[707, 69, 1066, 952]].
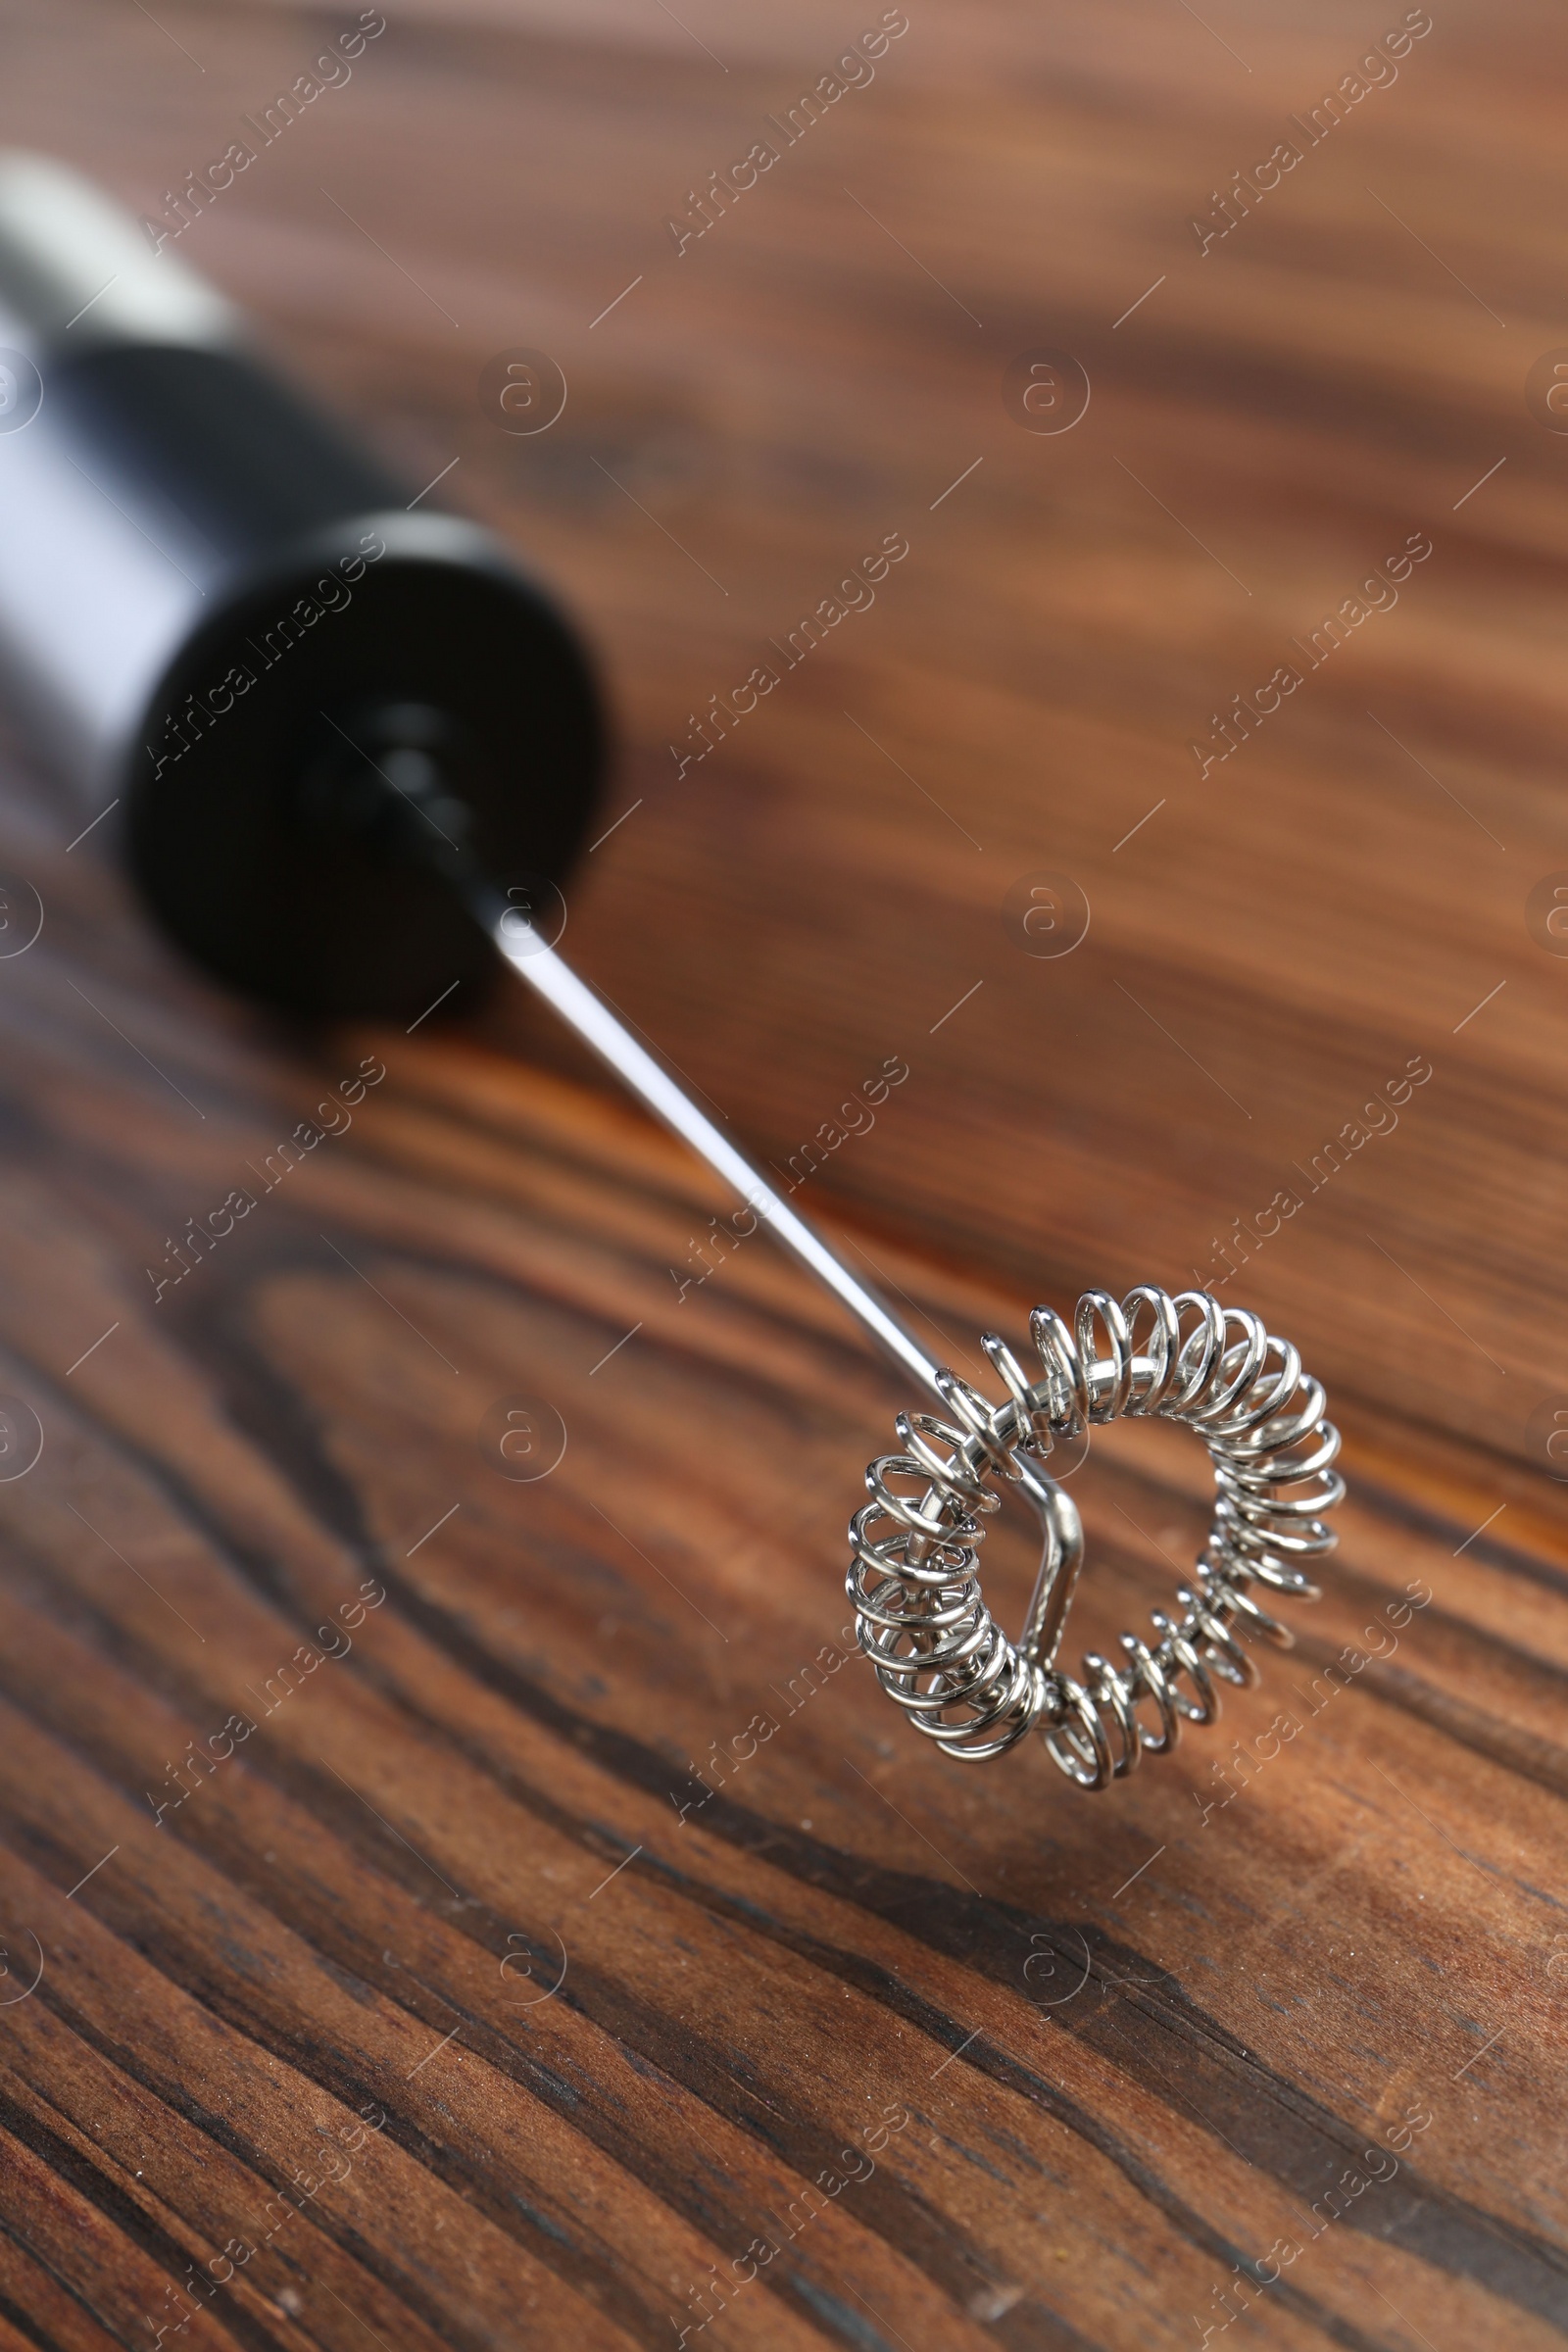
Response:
[[0, 0, 1565, 2345]]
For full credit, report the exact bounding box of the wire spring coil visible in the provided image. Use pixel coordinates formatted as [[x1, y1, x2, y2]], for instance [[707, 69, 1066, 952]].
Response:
[[848, 1287, 1344, 1790]]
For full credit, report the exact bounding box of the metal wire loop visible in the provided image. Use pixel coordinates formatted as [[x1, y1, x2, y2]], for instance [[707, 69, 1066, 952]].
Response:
[[848, 1285, 1343, 1790]]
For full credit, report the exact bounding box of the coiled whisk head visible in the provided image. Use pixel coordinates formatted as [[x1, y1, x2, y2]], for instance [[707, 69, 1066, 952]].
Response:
[[847, 1286, 1343, 1791]]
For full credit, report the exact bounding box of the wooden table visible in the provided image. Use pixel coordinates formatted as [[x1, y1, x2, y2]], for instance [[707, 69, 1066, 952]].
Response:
[[0, 0, 1564, 2343]]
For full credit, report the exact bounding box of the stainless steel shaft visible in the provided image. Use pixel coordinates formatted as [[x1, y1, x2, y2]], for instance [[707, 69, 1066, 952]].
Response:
[[488, 902, 948, 1404]]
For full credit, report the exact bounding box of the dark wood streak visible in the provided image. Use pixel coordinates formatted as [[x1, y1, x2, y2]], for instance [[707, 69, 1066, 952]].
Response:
[[0, 2089, 278, 2352], [1344, 1471, 1568, 1609], [1325, 1657, 1568, 1809]]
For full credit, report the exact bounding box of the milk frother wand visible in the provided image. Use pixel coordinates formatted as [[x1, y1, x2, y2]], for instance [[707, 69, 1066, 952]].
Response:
[[0, 154, 1343, 1791]]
